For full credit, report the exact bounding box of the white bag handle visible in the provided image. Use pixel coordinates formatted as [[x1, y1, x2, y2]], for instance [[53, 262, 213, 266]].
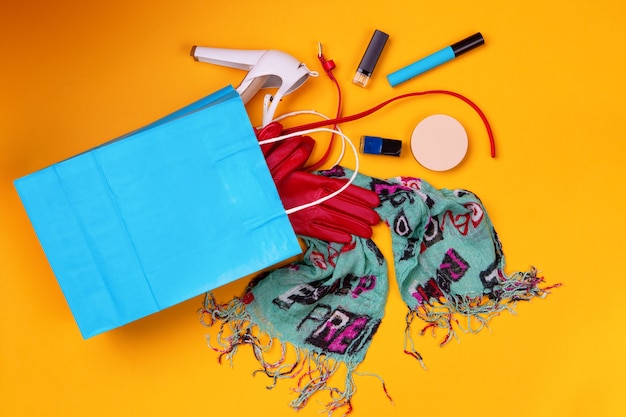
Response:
[[257, 126, 359, 215]]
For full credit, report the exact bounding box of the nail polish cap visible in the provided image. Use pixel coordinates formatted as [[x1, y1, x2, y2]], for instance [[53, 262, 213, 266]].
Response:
[[360, 136, 402, 156]]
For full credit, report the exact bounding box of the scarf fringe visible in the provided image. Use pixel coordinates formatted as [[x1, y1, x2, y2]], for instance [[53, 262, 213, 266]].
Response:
[[404, 267, 561, 360], [198, 293, 390, 416]]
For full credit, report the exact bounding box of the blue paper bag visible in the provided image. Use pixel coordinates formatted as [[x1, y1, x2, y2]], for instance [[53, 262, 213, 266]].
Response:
[[15, 86, 301, 338]]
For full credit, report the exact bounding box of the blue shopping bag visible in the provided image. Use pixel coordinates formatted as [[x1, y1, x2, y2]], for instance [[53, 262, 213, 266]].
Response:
[[15, 86, 301, 338]]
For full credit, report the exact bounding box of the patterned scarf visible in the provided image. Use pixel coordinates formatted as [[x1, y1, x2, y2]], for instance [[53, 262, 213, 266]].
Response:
[[198, 167, 557, 414]]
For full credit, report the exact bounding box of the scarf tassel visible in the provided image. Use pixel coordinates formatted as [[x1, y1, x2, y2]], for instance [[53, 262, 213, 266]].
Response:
[[198, 292, 384, 416], [404, 267, 561, 361]]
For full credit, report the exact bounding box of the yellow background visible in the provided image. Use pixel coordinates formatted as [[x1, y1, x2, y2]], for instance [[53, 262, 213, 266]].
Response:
[[1, 0, 625, 416]]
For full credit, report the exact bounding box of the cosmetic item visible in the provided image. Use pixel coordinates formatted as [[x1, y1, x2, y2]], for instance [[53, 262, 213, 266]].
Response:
[[353, 30, 389, 87], [387, 32, 484, 87], [410, 114, 468, 171], [360, 135, 402, 156]]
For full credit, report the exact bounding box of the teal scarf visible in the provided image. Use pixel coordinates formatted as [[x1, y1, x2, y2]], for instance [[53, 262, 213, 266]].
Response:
[[199, 167, 557, 414]]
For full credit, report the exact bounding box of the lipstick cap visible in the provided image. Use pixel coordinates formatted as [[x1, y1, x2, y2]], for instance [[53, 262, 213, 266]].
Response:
[[353, 30, 389, 87], [451, 32, 484, 57]]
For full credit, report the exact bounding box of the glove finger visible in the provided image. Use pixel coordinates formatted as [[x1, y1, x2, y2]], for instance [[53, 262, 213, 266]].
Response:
[[322, 193, 381, 226], [288, 171, 380, 209], [256, 122, 284, 156], [296, 222, 354, 244], [290, 206, 374, 243], [324, 178, 380, 209], [256, 122, 284, 140], [311, 204, 377, 237], [291, 215, 354, 244], [281, 171, 380, 225], [266, 136, 315, 183]]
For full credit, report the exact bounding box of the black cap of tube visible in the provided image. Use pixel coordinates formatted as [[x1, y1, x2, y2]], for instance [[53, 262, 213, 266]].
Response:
[[357, 30, 389, 76], [451, 32, 485, 57]]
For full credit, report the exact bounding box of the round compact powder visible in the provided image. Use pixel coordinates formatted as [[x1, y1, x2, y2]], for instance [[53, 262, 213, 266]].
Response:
[[410, 114, 468, 171]]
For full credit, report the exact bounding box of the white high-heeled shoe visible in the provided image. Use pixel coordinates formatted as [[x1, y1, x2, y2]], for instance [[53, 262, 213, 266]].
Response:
[[191, 46, 318, 126]]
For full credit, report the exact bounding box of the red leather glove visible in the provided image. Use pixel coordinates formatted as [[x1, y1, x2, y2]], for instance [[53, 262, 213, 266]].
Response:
[[257, 122, 380, 243]]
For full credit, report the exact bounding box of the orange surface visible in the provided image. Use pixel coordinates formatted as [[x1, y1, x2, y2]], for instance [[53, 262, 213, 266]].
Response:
[[1, 1, 625, 416]]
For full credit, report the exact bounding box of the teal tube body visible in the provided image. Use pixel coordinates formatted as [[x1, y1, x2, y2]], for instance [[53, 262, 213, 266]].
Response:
[[387, 46, 455, 87]]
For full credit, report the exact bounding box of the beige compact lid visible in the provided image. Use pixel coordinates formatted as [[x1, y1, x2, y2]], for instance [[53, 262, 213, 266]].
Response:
[[410, 114, 468, 171]]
